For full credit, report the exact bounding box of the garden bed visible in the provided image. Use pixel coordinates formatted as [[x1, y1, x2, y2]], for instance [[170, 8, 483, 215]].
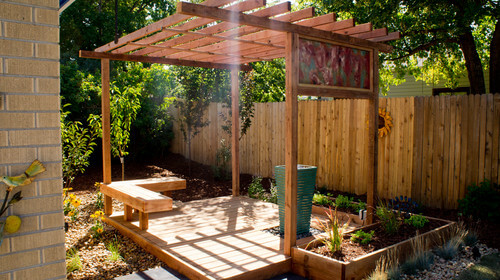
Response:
[[292, 215, 455, 280]]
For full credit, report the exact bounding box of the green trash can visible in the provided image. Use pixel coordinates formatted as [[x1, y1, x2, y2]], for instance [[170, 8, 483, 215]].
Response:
[[275, 164, 317, 236]]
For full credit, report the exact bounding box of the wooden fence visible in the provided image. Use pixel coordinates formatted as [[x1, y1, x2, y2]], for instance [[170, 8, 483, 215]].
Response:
[[170, 94, 500, 209]]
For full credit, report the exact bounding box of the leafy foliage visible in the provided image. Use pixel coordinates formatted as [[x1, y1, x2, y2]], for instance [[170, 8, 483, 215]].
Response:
[[351, 200, 367, 213], [351, 230, 375, 245], [248, 177, 265, 199], [61, 105, 100, 188], [376, 203, 402, 235], [458, 180, 500, 221], [212, 139, 231, 181], [313, 193, 333, 206], [334, 195, 354, 209], [404, 214, 429, 229], [298, 0, 498, 94]]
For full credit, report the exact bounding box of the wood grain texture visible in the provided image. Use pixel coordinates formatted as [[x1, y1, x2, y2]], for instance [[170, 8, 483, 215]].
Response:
[[104, 196, 291, 279], [284, 32, 299, 256], [171, 95, 500, 209]]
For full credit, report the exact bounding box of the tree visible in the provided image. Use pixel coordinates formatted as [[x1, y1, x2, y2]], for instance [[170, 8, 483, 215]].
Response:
[[300, 0, 499, 94], [173, 67, 214, 174], [91, 85, 141, 181]]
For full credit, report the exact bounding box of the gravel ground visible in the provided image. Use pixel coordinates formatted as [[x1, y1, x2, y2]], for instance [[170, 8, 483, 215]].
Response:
[[401, 243, 498, 279], [65, 191, 163, 280]]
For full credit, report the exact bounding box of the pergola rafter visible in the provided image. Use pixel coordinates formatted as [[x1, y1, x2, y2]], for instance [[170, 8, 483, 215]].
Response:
[[80, 0, 401, 262]]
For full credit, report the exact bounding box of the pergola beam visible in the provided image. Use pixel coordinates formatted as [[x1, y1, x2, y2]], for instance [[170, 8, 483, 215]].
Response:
[[96, 0, 236, 52], [79, 50, 252, 71], [177, 1, 393, 53]]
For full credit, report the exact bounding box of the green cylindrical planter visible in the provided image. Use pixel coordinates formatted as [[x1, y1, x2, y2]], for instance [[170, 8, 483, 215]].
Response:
[[275, 164, 317, 236]]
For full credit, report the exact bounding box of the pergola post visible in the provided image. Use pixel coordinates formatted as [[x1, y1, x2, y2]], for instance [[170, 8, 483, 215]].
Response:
[[284, 32, 299, 256], [367, 50, 380, 224], [101, 58, 113, 215], [231, 68, 240, 197]]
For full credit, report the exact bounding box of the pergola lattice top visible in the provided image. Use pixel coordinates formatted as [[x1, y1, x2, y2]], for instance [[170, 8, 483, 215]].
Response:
[[82, 0, 400, 71]]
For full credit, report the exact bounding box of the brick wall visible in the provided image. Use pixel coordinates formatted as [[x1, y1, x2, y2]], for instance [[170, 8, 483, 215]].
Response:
[[0, 0, 66, 279]]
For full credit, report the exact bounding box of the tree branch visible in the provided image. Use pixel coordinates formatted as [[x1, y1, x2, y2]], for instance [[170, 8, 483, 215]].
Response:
[[390, 38, 458, 61]]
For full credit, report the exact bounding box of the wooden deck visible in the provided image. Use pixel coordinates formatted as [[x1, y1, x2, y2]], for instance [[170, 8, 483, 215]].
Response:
[[104, 196, 291, 280]]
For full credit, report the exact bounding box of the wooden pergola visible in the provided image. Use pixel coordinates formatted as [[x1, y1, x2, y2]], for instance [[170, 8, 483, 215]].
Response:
[[80, 0, 399, 257]]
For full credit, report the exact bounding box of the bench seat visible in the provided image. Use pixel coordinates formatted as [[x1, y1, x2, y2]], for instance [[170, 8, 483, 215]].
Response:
[[100, 177, 186, 230]]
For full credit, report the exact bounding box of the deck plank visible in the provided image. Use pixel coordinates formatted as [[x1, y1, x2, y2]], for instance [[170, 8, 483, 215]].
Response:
[[105, 196, 292, 279]]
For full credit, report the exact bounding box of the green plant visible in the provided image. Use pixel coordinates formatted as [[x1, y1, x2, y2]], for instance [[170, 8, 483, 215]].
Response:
[[248, 177, 265, 199], [310, 207, 351, 254], [463, 230, 479, 247], [106, 239, 123, 262], [351, 230, 375, 245], [212, 139, 231, 181], [90, 210, 105, 238], [334, 195, 353, 209], [376, 203, 402, 235], [458, 180, 500, 221], [435, 236, 463, 260], [404, 214, 429, 229], [351, 199, 367, 212], [366, 249, 401, 280], [66, 248, 82, 273], [61, 104, 99, 189], [313, 193, 332, 206], [401, 235, 434, 275], [268, 181, 278, 204], [63, 190, 81, 222], [94, 182, 104, 209]]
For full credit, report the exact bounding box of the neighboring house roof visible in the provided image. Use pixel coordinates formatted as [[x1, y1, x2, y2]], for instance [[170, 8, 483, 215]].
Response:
[[59, 0, 76, 14]]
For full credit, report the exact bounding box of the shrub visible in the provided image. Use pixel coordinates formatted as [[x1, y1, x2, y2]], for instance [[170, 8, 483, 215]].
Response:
[[334, 195, 353, 209], [435, 236, 463, 260], [376, 203, 401, 235], [248, 177, 264, 199], [310, 207, 351, 254], [401, 234, 434, 275], [63, 190, 81, 222], [458, 180, 500, 221], [350, 230, 375, 245], [313, 193, 332, 206], [404, 214, 429, 229], [366, 249, 400, 280], [463, 230, 479, 247], [268, 181, 278, 204]]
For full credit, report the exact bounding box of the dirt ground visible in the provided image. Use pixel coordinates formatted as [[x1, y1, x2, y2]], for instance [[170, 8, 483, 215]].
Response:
[[71, 152, 500, 250]]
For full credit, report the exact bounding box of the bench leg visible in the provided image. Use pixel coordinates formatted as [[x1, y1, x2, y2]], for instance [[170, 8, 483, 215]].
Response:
[[139, 212, 149, 230], [124, 205, 133, 221], [162, 191, 172, 197], [104, 195, 113, 215]]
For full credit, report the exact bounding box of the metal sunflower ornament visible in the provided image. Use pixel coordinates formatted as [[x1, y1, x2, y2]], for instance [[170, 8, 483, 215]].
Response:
[[378, 108, 393, 138]]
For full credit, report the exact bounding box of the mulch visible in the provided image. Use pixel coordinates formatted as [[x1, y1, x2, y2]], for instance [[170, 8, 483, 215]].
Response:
[[66, 152, 500, 279]]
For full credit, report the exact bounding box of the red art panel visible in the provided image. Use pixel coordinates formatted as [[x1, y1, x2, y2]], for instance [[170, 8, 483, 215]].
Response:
[[299, 38, 371, 89]]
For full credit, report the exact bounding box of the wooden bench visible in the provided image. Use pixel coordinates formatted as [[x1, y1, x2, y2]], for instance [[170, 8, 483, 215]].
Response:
[[100, 177, 186, 230]]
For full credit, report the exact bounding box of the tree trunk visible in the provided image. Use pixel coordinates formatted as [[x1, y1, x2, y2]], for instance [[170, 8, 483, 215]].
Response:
[[458, 30, 486, 94], [490, 20, 500, 94]]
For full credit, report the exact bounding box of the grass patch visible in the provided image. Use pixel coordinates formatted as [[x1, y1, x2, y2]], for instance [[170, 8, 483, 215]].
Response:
[[457, 253, 500, 280], [106, 240, 123, 262], [66, 248, 82, 273]]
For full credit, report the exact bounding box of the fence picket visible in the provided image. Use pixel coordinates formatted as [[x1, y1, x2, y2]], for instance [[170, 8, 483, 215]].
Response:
[[170, 95, 500, 209]]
